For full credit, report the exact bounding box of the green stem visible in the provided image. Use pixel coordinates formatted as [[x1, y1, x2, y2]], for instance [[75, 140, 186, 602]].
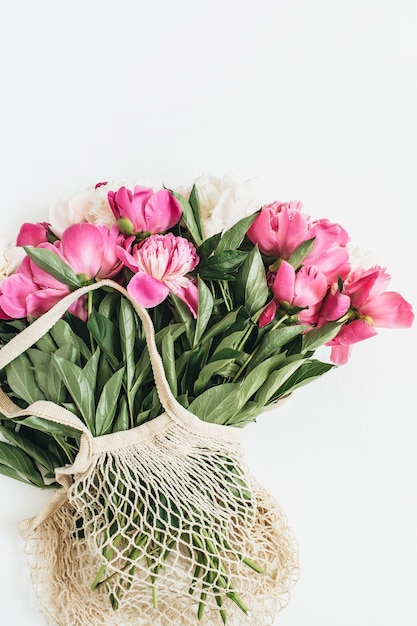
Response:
[[218, 281, 233, 312], [87, 290, 95, 353], [91, 533, 123, 590]]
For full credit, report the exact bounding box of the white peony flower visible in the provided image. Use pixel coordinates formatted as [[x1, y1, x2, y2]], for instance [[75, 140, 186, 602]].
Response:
[[346, 243, 378, 270], [0, 237, 25, 283], [49, 182, 122, 236], [191, 172, 261, 239]]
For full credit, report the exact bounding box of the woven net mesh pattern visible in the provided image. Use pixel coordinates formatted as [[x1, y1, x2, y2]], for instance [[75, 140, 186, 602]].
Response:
[[25, 415, 299, 626]]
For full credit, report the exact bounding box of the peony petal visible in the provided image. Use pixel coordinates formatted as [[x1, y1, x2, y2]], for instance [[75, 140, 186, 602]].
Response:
[[329, 344, 351, 365], [29, 243, 71, 290], [333, 319, 378, 346], [61, 223, 104, 279], [293, 266, 327, 307], [259, 300, 277, 328], [271, 261, 295, 304], [26, 287, 70, 318], [361, 292, 415, 329], [0, 273, 36, 318], [320, 290, 351, 322], [117, 245, 139, 273], [127, 271, 170, 308], [17, 222, 49, 247], [171, 279, 199, 318], [144, 189, 182, 233]]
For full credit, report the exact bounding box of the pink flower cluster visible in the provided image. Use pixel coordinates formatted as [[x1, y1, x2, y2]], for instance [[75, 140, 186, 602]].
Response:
[[0, 186, 198, 320], [248, 202, 414, 363], [0, 182, 413, 365]]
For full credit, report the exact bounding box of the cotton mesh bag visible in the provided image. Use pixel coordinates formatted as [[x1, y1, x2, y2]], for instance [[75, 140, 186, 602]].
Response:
[[0, 280, 299, 626]]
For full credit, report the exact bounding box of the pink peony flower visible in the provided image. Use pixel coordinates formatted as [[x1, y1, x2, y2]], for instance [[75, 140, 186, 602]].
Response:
[[327, 266, 414, 364], [0, 223, 127, 320], [0, 256, 76, 320], [248, 202, 351, 284], [303, 219, 351, 283], [248, 201, 307, 259], [108, 186, 181, 236], [259, 261, 328, 328], [56, 223, 126, 281], [118, 233, 199, 316], [272, 261, 328, 310]]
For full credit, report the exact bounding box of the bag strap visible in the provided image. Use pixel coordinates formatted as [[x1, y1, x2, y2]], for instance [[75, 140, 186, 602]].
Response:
[[0, 279, 202, 433]]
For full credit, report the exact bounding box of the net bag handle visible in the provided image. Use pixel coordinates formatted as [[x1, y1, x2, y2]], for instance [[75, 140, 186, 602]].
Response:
[[0, 279, 241, 442]]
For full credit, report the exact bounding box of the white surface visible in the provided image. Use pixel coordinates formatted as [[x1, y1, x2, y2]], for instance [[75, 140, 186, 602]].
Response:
[[1, 1, 416, 624]]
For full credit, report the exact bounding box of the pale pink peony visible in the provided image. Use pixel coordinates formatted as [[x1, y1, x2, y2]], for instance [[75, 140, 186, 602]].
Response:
[[118, 233, 199, 316], [108, 186, 181, 236], [0, 237, 26, 283], [49, 183, 118, 236], [190, 172, 261, 239]]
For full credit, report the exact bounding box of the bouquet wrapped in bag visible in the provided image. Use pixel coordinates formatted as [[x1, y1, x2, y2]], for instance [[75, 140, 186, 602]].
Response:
[[0, 174, 414, 626]]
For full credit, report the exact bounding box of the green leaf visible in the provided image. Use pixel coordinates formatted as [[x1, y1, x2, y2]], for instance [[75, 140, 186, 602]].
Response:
[[271, 359, 335, 398], [170, 190, 203, 246], [194, 358, 239, 395], [24, 246, 82, 289], [0, 426, 59, 473], [6, 354, 46, 404], [0, 441, 45, 488], [188, 384, 241, 424], [250, 324, 308, 369], [226, 400, 263, 427], [50, 319, 90, 362], [287, 237, 316, 269], [161, 331, 177, 397], [155, 323, 186, 347], [255, 360, 306, 405], [194, 277, 214, 347], [52, 355, 95, 432], [237, 245, 268, 315], [169, 293, 195, 345], [35, 333, 58, 353], [96, 353, 114, 399], [188, 184, 204, 240], [136, 408, 152, 427], [95, 368, 125, 435], [113, 396, 130, 432], [216, 212, 259, 254], [27, 349, 52, 397], [98, 292, 119, 318], [196, 250, 247, 281], [209, 348, 243, 362], [201, 308, 244, 342], [198, 233, 222, 260], [87, 310, 121, 369], [17, 415, 81, 439], [238, 354, 289, 402], [119, 298, 137, 391], [302, 321, 342, 352]]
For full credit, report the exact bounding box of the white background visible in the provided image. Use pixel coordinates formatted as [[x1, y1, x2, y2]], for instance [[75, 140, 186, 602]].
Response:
[[1, 1, 416, 625]]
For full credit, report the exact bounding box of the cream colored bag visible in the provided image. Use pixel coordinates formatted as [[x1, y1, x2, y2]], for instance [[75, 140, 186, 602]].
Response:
[[0, 280, 298, 626]]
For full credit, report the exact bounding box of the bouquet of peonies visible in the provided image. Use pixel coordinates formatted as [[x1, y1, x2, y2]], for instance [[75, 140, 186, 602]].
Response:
[[0, 173, 413, 626]]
